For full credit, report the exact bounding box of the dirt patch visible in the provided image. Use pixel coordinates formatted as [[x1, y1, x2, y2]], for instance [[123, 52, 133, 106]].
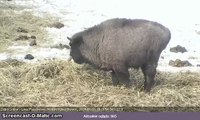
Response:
[[170, 45, 187, 53], [169, 59, 192, 67]]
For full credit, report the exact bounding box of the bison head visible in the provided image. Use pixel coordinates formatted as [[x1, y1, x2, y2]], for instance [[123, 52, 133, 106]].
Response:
[[67, 36, 85, 64]]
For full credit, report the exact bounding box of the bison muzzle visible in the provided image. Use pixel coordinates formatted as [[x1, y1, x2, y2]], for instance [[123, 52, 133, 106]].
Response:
[[67, 18, 171, 92]]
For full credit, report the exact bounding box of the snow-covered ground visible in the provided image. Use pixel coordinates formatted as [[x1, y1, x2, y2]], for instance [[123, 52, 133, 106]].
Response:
[[1, 0, 200, 72]]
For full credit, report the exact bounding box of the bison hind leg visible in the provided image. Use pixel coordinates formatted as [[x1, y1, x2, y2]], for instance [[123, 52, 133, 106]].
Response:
[[141, 63, 157, 92]]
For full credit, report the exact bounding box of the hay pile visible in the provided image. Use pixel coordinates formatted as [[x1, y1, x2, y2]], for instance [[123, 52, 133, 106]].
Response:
[[0, 60, 200, 109]]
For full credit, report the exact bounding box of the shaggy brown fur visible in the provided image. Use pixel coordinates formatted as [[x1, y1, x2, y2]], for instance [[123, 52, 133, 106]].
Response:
[[68, 18, 171, 92]]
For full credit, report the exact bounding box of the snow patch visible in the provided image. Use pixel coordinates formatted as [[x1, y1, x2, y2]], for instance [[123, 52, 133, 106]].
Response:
[[1, 0, 200, 72]]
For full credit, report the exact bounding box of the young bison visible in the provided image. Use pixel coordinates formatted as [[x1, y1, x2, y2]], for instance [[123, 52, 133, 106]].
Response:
[[67, 18, 171, 92]]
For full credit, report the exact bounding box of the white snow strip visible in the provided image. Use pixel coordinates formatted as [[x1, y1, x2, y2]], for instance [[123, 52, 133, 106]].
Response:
[[1, 0, 200, 72]]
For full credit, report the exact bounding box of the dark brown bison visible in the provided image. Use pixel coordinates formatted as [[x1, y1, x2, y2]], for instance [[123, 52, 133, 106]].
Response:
[[67, 18, 171, 92]]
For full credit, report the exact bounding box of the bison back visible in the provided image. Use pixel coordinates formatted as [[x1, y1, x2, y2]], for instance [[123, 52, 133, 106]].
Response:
[[97, 19, 170, 68]]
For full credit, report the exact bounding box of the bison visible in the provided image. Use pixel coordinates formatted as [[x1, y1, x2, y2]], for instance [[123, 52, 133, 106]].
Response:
[[67, 18, 171, 92]]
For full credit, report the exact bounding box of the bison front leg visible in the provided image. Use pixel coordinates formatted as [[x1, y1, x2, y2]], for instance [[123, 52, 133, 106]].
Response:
[[112, 66, 131, 87], [111, 71, 120, 86], [117, 71, 131, 87], [141, 64, 156, 92]]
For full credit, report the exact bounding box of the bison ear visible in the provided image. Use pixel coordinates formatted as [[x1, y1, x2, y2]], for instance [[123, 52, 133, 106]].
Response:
[[67, 37, 72, 41], [73, 36, 83, 44]]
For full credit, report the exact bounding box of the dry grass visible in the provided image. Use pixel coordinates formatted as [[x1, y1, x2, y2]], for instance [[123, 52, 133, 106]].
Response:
[[0, 60, 200, 110], [0, 3, 58, 51]]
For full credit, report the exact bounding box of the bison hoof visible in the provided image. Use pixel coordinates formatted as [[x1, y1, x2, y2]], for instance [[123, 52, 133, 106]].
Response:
[[124, 82, 132, 88], [144, 88, 151, 93], [144, 86, 153, 93]]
